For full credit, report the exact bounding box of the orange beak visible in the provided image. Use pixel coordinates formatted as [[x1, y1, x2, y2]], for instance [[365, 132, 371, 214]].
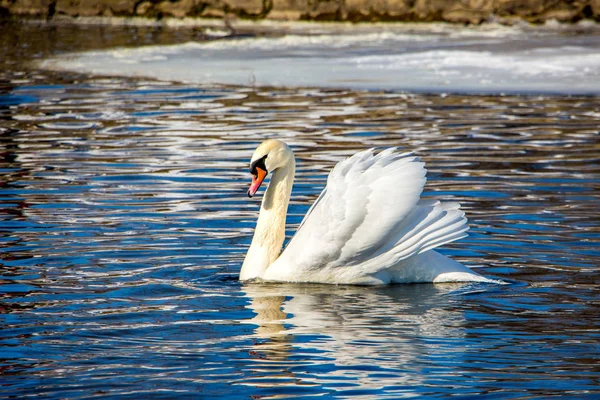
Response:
[[248, 167, 267, 198]]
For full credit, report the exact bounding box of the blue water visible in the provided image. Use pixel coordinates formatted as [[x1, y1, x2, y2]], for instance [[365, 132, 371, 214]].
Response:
[[1, 21, 600, 399]]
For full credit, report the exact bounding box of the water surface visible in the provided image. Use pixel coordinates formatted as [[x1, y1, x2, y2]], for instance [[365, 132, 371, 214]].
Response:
[[1, 21, 599, 398]]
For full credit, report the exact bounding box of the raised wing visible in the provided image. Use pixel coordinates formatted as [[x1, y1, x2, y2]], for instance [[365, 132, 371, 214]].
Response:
[[265, 148, 433, 281]]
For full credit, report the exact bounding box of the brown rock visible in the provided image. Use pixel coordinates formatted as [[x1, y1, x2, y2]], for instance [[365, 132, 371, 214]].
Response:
[[344, 0, 412, 21], [136, 1, 154, 15], [55, 0, 135, 17], [443, 9, 488, 24], [158, 0, 196, 18], [195, 0, 227, 18], [539, 8, 579, 22], [591, 0, 600, 15], [105, 0, 135, 15], [199, 8, 226, 18], [412, 0, 449, 21], [292, 0, 341, 20], [227, 0, 265, 15], [270, 0, 307, 19], [442, 0, 495, 24], [496, 0, 546, 18], [55, 0, 99, 17], [5, 0, 54, 16], [176, 0, 266, 19], [267, 10, 303, 19]]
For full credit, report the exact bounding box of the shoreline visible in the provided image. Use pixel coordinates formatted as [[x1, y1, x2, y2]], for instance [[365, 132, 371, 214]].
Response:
[[2, 0, 600, 26], [6, 14, 600, 35]]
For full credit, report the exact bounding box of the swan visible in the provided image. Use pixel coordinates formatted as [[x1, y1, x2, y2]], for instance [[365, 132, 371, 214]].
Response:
[[241, 139, 492, 285]]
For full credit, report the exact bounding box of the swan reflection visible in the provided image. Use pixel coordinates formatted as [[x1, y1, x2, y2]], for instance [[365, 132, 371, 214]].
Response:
[[241, 283, 477, 390]]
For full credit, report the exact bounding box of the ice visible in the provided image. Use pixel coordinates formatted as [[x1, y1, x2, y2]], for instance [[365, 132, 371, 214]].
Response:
[[41, 24, 600, 94]]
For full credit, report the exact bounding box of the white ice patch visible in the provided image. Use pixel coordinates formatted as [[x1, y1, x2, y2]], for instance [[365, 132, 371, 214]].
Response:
[[41, 26, 600, 94], [353, 48, 600, 78]]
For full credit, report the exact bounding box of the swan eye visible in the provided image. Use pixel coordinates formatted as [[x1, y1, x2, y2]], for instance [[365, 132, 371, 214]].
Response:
[[250, 155, 268, 177]]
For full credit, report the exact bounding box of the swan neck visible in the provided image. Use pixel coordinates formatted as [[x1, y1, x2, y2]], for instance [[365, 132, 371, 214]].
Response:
[[240, 161, 295, 280]]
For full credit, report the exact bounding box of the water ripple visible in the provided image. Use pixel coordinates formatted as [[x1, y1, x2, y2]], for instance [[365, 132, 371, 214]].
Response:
[[1, 30, 600, 399]]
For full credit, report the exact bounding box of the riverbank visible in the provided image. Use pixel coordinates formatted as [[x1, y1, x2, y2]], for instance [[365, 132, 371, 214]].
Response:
[[2, 0, 600, 25]]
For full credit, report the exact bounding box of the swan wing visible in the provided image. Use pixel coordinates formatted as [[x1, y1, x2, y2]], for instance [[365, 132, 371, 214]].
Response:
[[266, 148, 450, 283]]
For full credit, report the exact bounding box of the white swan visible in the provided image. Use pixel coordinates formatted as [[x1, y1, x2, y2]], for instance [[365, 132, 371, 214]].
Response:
[[241, 139, 492, 285]]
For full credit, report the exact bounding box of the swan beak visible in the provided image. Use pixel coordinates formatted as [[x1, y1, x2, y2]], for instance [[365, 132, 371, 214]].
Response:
[[248, 167, 267, 198]]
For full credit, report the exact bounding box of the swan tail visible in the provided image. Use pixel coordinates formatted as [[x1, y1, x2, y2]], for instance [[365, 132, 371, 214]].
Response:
[[361, 200, 470, 274], [387, 250, 492, 283]]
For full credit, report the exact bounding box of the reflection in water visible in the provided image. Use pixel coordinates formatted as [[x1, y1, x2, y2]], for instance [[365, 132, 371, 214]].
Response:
[[245, 283, 468, 338], [0, 21, 599, 399], [241, 282, 530, 394]]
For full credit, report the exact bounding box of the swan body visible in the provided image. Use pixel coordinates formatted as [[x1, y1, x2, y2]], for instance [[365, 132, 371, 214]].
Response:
[[241, 139, 491, 285]]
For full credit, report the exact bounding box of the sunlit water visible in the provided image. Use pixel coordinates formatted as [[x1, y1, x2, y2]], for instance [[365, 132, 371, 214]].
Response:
[[1, 21, 600, 398]]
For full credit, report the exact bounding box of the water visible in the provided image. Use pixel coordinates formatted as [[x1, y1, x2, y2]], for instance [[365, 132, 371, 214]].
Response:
[[1, 21, 600, 398]]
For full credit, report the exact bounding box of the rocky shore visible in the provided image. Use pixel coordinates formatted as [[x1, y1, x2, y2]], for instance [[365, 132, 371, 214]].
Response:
[[1, 0, 599, 24]]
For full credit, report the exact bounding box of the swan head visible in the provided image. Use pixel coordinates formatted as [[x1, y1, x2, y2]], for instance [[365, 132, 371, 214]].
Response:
[[248, 139, 293, 198]]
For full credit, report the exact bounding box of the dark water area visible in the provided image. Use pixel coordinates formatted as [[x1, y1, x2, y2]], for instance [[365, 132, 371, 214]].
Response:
[[1, 20, 600, 398]]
